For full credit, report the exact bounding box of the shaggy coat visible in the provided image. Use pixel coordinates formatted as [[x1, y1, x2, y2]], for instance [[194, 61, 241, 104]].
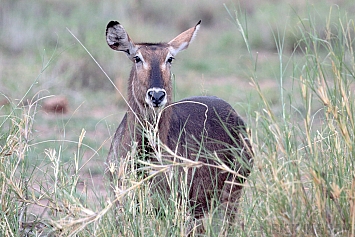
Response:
[[105, 20, 253, 219]]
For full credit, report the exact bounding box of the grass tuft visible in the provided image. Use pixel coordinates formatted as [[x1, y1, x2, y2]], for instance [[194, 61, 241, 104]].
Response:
[[233, 6, 355, 237]]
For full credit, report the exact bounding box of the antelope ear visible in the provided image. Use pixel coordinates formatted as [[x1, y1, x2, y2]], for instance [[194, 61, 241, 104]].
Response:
[[168, 20, 201, 56], [106, 21, 137, 58]]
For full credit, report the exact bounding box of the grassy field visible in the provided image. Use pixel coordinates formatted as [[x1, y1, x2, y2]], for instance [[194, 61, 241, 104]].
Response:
[[1, 0, 355, 236]]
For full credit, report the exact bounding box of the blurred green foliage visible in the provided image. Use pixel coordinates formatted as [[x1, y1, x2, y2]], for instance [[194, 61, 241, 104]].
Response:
[[1, 0, 354, 97]]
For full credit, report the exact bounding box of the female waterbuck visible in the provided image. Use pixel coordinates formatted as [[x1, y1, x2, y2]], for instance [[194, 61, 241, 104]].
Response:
[[105, 20, 253, 227]]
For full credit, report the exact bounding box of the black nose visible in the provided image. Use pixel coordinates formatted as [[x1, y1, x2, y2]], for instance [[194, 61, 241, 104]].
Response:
[[147, 89, 166, 107]]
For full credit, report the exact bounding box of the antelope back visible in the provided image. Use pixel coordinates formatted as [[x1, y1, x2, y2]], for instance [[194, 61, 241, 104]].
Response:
[[106, 21, 201, 114]]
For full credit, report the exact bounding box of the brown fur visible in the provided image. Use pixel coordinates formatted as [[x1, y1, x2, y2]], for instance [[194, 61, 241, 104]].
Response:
[[106, 21, 253, 225]]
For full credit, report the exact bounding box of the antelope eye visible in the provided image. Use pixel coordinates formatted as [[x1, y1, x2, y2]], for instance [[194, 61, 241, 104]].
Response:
[[134, 56, 142, 63], [167, 56, 174, 64]]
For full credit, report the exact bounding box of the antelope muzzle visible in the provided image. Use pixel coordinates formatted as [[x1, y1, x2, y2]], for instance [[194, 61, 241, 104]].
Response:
[[145, 88, 167, 108]]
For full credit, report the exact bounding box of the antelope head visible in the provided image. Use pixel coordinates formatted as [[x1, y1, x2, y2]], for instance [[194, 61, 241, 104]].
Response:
[[106, 21, 200, 115]]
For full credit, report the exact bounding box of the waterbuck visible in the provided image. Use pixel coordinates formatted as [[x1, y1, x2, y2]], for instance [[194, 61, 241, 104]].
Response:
[[105, 20, 253, 228]]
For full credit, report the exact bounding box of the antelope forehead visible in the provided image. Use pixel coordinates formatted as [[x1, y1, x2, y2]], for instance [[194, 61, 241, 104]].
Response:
[[138, 45, 169, 61], [139, 52, 172, 71]]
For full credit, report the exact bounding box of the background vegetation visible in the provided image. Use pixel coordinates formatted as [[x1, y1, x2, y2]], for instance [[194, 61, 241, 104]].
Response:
[[1, 0, 355, 236]]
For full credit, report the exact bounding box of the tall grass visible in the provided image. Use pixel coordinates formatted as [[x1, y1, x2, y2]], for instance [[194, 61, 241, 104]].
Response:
[[234, 6, 355, 236], [1, 5, 355, 237]]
